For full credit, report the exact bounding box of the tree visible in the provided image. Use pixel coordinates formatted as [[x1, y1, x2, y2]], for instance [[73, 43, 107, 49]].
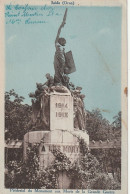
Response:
[[86, 110, 121, 181], [112, 111, 121, 139], [113, 111, 121, 129], [89, 173, 120, 190], [5, 143, 41, 188], [5, 89, 32, 140], [86, 109, 121, 141], [86, 109, 112, 141]]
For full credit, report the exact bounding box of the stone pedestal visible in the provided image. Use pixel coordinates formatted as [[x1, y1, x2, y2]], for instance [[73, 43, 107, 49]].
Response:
[[50, 90, 73, 131], [23, 129, 89, 189], [24, 86, 89, 189], [24, 130, 81, 168]]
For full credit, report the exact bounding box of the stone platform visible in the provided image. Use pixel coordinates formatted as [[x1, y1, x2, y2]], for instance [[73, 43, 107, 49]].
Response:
[[24, 130, 89, 167], [24, 129, 89, 189]]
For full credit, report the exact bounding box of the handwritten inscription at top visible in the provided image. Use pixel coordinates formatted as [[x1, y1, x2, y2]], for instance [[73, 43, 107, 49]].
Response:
[[5, 4, 61, 25]]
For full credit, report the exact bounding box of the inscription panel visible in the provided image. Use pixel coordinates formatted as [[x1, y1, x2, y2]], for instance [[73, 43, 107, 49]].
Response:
[[50, 94, 73, 131]]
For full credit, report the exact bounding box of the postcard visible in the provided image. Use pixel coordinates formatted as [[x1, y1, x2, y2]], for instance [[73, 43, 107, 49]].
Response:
[[0, 0, 128, 193]]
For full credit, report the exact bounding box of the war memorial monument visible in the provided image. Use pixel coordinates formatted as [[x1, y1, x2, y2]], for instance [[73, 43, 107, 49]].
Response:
[[4, 6, 122, 191], [23, 8, 89, 189]]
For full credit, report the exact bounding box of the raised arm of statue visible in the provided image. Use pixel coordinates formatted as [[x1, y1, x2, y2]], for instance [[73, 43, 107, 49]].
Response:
[[55, 8, 68, 46]]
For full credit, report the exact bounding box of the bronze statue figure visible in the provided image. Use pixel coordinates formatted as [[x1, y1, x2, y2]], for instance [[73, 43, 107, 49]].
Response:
[[54, 8, 68, 85], [53, 8, 76, 88]]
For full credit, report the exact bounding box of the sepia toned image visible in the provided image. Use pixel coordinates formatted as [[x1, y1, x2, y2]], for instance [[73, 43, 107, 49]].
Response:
[[0, 0, 127, 193]]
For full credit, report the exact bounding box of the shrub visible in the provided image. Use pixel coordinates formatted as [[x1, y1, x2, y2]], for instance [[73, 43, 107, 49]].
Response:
[[89, 173, 121, 190]]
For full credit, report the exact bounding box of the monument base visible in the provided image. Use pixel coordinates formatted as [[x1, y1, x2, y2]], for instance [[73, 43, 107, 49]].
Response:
[[23, 129, 89, 189]]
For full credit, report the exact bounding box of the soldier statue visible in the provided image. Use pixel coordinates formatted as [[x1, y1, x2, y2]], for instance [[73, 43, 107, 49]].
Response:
[[54, 8, 76, 87], [54, 8, 68, 85]]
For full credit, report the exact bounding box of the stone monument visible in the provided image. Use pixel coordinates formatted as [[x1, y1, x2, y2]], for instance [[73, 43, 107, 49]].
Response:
[[24, 8, 89, 189]]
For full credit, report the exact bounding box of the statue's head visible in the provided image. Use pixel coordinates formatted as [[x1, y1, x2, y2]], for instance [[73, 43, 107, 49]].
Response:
[[45, 73, 50, 79], [73, 90, 81, 95], [36, 83, 42, 89], [58, 38, 66, 46], [76, 86, 82, 91], [70, 82, 75, 87], [80, 94, 85, 99]]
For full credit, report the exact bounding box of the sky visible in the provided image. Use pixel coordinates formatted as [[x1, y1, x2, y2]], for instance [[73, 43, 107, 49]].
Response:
[[5, 6, 121, 123]]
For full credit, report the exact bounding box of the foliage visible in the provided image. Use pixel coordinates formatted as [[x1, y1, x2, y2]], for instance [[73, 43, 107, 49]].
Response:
[[5, 89, 32, 140], [85, 109, 121, 183], [49, 148, 100, 189], [89, 173, 121, 190], [112, 111, 121, 139], [91, 148, 121, 182], [86, 109, 121, 141], [113, 111, 121, 129], [5, 144, 40, 188]]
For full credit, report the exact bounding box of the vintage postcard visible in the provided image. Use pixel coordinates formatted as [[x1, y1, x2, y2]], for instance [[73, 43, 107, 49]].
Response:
[[0, 0, 128, 193]]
